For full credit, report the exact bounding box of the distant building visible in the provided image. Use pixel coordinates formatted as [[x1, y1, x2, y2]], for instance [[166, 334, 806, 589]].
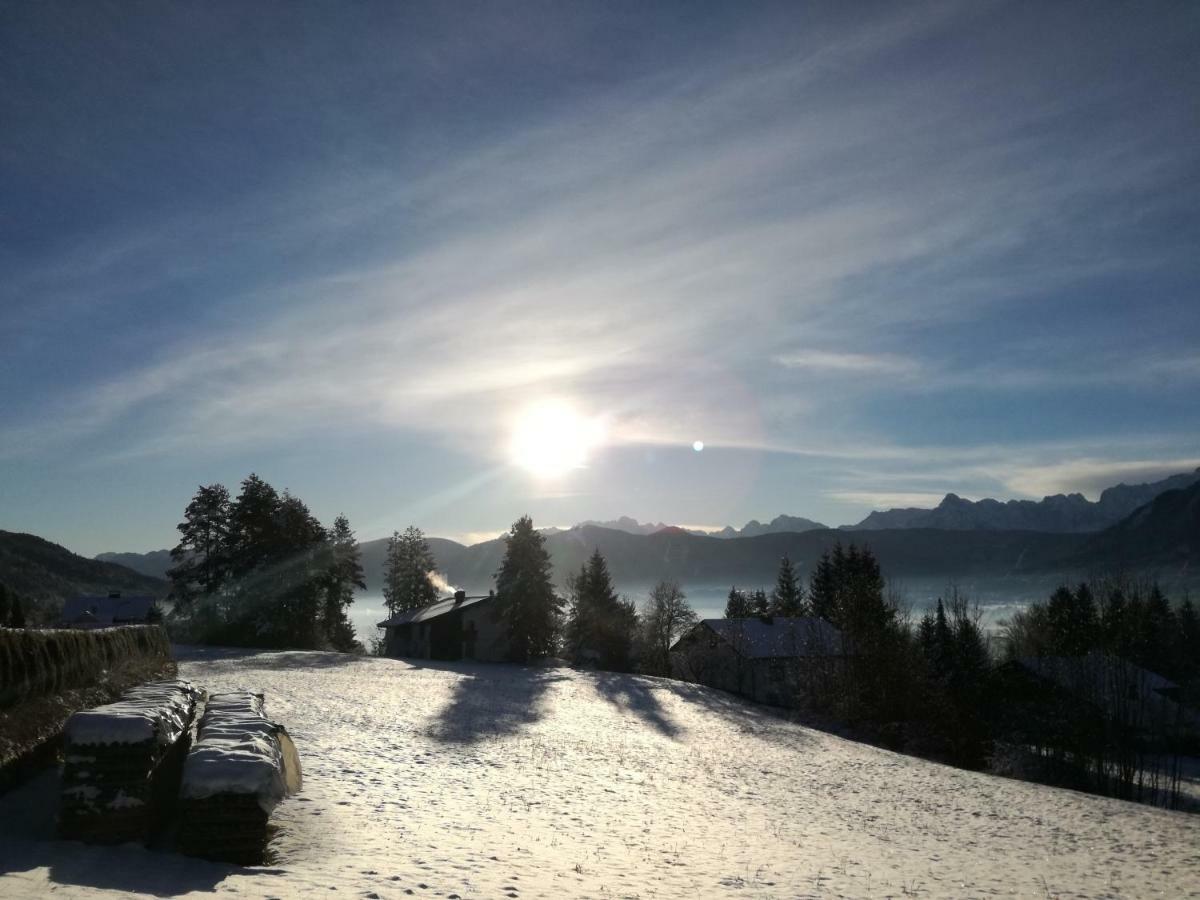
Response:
[[998, 653, 1200, 736], [60, 591, 157, 629], [670, 616, 846, 708], [377, 590, 508, 662]]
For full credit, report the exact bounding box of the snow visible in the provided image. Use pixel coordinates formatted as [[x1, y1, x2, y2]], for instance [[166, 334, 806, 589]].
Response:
[[179, 692, 294, 812], [1, 647, 1198, 898], [63, 680, 200, 748]]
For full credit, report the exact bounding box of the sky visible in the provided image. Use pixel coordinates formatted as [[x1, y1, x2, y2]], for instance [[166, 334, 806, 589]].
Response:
[[1, 1, 1198, 557]]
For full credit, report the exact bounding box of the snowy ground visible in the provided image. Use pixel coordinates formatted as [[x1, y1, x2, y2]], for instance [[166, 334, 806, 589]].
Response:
[[2, 649, 1198, 899]]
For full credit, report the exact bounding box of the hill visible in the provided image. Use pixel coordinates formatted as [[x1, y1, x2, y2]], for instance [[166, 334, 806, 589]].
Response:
[[94, 549, 174, 579], [847, 467, 1200, 532], [1076, 481, 1200, 568], [0, 531, 168, 621], [352, 523, 1086, 594], [8, 647, 1192, 898]]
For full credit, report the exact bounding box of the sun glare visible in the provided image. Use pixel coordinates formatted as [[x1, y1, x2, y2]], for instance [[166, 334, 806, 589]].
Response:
[[509, 401, 604, 478]]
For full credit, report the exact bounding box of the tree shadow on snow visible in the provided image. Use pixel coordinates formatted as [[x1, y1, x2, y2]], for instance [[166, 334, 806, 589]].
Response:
[[422, 662, 569, 744], [590, 672, 683, 739], [644, 678, 817, 748]]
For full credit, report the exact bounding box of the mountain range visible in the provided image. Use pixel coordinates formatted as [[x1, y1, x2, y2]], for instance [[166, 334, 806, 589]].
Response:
[[79, 470, 1200, 600], [847, 468, 1200, 532]]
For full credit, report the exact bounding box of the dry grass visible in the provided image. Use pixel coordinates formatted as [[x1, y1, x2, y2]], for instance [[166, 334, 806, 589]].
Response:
[[0, 626, 175, 789]]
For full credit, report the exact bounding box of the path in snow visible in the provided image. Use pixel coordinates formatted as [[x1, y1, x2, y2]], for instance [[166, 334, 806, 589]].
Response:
[[1, 648, 1198, 898]]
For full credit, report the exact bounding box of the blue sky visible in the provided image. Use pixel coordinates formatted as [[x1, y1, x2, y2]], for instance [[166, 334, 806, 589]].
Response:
[[2, 1, 1198, 557]]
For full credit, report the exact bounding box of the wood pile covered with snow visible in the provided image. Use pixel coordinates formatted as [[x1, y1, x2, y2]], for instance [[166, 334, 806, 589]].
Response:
[[177, 691, 301, 864], [58, 680, 201, 843]]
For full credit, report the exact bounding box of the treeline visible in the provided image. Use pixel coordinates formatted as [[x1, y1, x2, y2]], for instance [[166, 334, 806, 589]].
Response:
[[714, 544, 1197, 809], [382, 516, 700, 673], [993, 576, 1198, 804], [166, 474, 364, 651]]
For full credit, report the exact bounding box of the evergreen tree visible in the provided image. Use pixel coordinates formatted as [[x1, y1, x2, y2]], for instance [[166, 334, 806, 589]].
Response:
[[228, 474, 283, 580], [751, 588, 769, 617], [770, 555, 805, 615], [495, 516, 563, 663], [564, 549, 636, 671], [322, 514, 364, 651], [724, 586, 753, 618], [639, 580, 698, 676], [9, 593, 25, 628], [382, 526, 439, 616], [167, 483, 232, 610], [808, 546, 842, 622], [0, 584, 9, 627]]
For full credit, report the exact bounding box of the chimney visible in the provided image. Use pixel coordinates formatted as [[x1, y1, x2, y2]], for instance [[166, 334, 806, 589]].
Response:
[[454, 590, 467, 604]]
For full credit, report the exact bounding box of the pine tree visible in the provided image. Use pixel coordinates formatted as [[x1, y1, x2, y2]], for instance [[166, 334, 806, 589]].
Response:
[[322, 514, 364, 651], [808, 548, 838, 622], [167, 483, 232, 610], [0, 584, 10, 627], [751, 589, 769, 617], [382, 526, 439, 616], [640, 580, 698, 676], [9, 593, 25, 628], [770, 555, 805, 615], [495, 516, 563, 663], [565, 549, 636, 671], [724, 586, 753, 618], [228, 474, 283, 579]]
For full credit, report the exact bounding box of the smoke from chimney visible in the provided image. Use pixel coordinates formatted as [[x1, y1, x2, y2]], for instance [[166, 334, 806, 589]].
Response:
[[426, 570, 459, 597]]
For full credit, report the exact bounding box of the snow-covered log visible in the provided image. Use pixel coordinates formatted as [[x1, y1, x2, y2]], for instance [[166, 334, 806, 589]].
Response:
[[177, 691, 301, 864], [58, 679, 202, 844]]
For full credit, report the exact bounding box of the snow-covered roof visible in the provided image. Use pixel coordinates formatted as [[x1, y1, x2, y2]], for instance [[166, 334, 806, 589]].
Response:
[[1015, 653, 1179, 694], [61, 593, 156, 626], [377, 594, 493, 629], [697, 617, 844, 659]]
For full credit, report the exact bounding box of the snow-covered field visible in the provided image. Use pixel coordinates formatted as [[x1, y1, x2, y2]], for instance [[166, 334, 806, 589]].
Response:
[[2, 649, 1198, 899]]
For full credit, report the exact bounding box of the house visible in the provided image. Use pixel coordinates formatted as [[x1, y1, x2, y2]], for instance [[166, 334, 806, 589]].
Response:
[[670, 616, 845, 708], [998, 653, 1199, 737], [377, 590, 508, 662], [60, 591, 157, 629]]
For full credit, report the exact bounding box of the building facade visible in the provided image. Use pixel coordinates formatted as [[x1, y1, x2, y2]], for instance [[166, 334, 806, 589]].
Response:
[[670, 616, 845, 708], [378, 591, 509, 662]]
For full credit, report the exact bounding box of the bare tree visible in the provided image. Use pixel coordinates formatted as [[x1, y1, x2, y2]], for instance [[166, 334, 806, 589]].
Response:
[[640, 581, 698, 676]]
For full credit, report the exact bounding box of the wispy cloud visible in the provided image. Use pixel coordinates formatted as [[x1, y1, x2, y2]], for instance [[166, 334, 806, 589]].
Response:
[[2, 1, 1197, 541]]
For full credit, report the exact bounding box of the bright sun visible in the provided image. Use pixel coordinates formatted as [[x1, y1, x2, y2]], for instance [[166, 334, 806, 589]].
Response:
[[508, 401, 605, 478]]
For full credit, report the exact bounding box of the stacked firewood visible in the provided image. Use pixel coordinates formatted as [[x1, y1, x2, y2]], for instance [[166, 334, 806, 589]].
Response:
[[58, 680, 202, 843], [176, 692, 301, 864]]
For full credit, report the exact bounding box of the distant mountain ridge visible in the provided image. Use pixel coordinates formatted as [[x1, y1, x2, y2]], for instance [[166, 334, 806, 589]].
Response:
[[95, 548, 174, 579], [88, 469, 1200, 595], [846, 468, 1200, 533], [1076, 481, 1200, 567], [0, 530, 168, 620], [577, 514, 828, 538]]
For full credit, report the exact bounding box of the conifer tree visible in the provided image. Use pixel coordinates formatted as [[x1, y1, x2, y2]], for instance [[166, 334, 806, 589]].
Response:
[[770, 555, 805, 615], [565, 549, 636, 671], [0, 584, 9, 627], [322, 514, 364, 650], [9, 593, 25, 628], [495, 516, 563, 662], [751, 588, 770, 617], [724, 586, 753, 618], [167, 483, 232, 610], [382, 526, 439, 616]]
